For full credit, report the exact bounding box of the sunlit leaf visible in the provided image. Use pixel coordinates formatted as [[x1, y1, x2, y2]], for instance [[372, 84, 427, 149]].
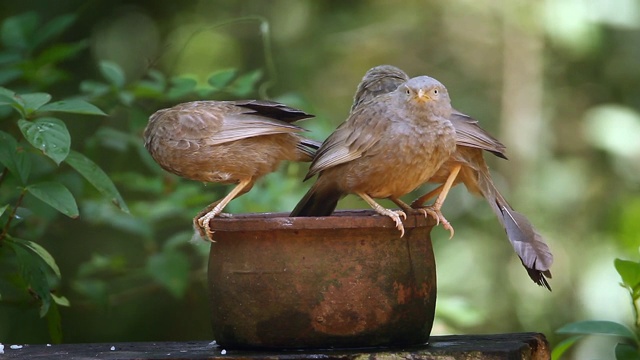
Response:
[[146, 251, 190, 298], [99, 60, 125, 88], [26, 181, 79, 218], [51, 294, 70, 307], [39, 99, 106, 116], [615, 342, 640, 360], [551, 335, 583, 360], [0, 130, 31, 184], [208, 69, 237, 89], [18, 117, 70, 164], [64, 150, 129, 213], [557, 320, 638, 342], [19, 92, 51, 115], [80, 80, 110, 97], [615, 259, 640, 292]]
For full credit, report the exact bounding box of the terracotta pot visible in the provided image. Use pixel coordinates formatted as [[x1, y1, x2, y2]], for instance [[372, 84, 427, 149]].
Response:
[[207, 210, 437, 349]]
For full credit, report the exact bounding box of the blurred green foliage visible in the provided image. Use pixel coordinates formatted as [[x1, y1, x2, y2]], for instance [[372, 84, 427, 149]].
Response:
[[0, 1, 637, 359]]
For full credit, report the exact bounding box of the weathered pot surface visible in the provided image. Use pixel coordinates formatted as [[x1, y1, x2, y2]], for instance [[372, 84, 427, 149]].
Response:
[[207, 210, 437, 349]]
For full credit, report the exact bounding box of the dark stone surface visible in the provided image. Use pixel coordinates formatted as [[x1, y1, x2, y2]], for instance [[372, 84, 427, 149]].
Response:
[[0, 332, 550, 359]]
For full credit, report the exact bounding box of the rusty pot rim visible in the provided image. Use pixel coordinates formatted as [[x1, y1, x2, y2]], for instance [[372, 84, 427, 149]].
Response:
[[208, 209, 435, 232]]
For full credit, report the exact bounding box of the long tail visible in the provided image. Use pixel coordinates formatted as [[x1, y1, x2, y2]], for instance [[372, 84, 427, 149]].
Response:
[[290, 181, 342, 217], [476, 170, 554, 290]]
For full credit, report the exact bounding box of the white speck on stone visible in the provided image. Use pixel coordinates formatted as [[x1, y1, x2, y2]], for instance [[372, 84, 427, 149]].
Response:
[[46, 344, 52, 347], [0, 343, 4, 354], [221, 349, 227, 355], [10, 345, 23, 350], [208, 340, 218, 347], [110, 346, 116, 351]]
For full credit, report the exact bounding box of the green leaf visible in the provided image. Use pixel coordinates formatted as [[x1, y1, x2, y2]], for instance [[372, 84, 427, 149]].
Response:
[[64, 150, 129, 213], [36, 41, 88, 65], [1, 12, 38, 50], [19, 92, 51, 115], [146, 251, 190, 298], [51, 294, 70, 307], [616, 343, 640, 360], [26, 181, 79, 218], [99, 60, 125, 88], [551, 335, 583, 360], [80, 80, 109, 97], [557, 320, 638, 342], [6, 237, 54, 317], [39, 99, 106, 116], [15, 238, 62, 278], [0, 204, 8, 218], [0, 68, 22, 85], [46, 301, 63, 343], [167, 76, 197, 99], [208, 69, 237, 89], [616, 259, 640, 291], [18, 117, 71, 164], [228, 69, 262, 97], [0, 130, 31, 184], [32, 14, 76, 49]]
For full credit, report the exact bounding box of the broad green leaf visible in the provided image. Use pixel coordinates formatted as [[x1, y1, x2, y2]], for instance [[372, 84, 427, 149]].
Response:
[[20, 92, 51, 115], [6, 237, 53, 317], [18, 117, 71, 164], [0, 130, 31, 184], [26, 181, 79, 218], [616, 259, 640, 291], [1, 12, 38, 50], [31, 14, 76, 49], [13, 238, 62, 278], [39, 99, 106, 116], [557, 320, 638, 342], [167, 76, 197, 99], [99, 60, 125, 88], [551, 335, 583, 360], [46, 301, 63, 343], [229, 69, 262, 97], [616, 343, 640, 360], [208, 69, 237, 89], [64, 150, 129, 213], [146, 251, 190, 298]]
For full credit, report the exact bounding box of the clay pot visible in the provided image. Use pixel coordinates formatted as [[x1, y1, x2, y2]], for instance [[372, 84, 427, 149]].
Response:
[[207, 210, 437, 349]]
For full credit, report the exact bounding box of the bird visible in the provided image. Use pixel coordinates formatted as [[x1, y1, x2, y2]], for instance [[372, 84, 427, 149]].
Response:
[[144, 100, 320, 241], [353, 65, 553, 290], [290, 75, 458, 238]]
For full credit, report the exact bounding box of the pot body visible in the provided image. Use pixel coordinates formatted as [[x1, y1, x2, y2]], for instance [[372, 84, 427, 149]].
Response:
[[207, 210, 437, 349]]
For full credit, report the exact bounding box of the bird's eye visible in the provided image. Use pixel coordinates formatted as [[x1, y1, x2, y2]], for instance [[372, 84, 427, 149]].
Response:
[[405, 88, 411, 95], [433, 89, 439, 95]]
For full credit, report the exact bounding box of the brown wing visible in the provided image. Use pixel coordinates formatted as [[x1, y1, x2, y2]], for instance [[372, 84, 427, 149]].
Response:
[[451, 110, 507, 159], [306, 99, 392, 179], [147, 101, 310, 150]]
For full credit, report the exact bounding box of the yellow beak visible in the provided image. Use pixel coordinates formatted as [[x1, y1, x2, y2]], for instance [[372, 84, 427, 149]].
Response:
[[416, 89, 431, 102]]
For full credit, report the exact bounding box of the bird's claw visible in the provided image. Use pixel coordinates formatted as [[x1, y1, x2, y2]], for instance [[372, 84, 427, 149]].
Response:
[[413, 206, 455, 239], [387, 210, 406, 237]]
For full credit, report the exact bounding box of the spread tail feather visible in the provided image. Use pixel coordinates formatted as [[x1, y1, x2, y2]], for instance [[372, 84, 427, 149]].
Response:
[[477, 171, 554, 290]]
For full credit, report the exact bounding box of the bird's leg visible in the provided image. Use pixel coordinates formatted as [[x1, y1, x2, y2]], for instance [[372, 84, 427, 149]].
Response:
[[356, 192, 407, 237], [410, 184, 444, 208], [195, 178, 252, 242], [413, 164, 462, 239]]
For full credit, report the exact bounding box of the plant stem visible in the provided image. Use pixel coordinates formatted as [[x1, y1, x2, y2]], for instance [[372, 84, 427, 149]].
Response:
[[0, 188, 27, 243]]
